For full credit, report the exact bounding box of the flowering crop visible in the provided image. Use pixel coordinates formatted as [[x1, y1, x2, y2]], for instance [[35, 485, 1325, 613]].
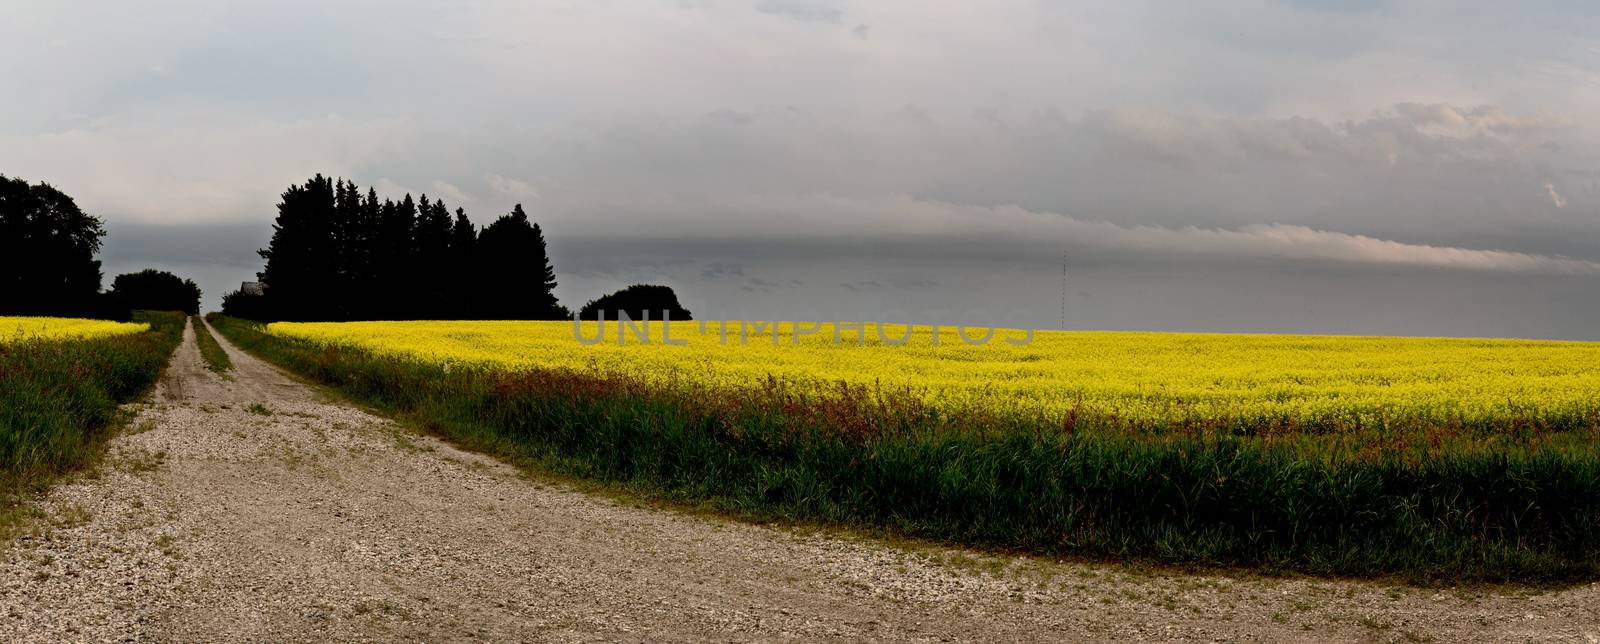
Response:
[[265, 321, 1600, 434], [222, 316, 1600, 580], [2, 312, 183, 520], [0, 316, 149, 344]]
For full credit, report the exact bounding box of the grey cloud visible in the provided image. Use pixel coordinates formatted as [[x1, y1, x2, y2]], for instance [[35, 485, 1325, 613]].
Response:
[[561, 258, 694, 281], [1277, 0, 1390, 12], [0, 103, 405, 223], [700, 262, 749, 279], [484, 175, 541, 204], [99, 221, 273, 311], [100, 221, 271, 269], [493, 102, 1595, 250], [7, 1, 1600, 337], [836, 279, 936, 293], [544, 191, 1600, 274], [553, 236, 1600, 340], [1085, 104, 1570, 169], [755, 0, 844, 24], [738, 276, 788, 293], [1391, 103, 1573, 134], [705, 110, 754, 126], [893, 104, 932, 125]]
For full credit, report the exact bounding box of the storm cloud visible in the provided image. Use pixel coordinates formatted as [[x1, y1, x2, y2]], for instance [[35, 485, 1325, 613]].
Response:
[[3, 1, 1598, 337]]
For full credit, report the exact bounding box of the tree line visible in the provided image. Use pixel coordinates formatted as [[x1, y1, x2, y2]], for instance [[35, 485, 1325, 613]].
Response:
[[4, 171, 690, 323], [231, 175, 566, 321], [2, 174, 200, 318]]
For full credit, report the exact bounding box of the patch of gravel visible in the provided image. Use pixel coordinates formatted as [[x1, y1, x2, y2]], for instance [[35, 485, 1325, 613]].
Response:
[[3, 318, 1599, 642]]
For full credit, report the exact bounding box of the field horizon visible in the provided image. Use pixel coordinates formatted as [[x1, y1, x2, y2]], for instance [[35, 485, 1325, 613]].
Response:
[[9, 2, 1600, 637], [194, 315, 1600, 583]]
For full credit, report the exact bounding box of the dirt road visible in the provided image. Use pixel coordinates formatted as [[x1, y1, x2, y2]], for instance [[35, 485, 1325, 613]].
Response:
[[2, 319, 1598, 642]]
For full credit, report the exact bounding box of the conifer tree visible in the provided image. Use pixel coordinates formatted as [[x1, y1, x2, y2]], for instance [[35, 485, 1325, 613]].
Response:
[[447, 208, 478, 318], [373, 194, 416, 318], [478, 204, 566, 319], [252, 175, 574, 322], [413, 196, 454, 318], [528, 220, 565, 318], [258, 174, 338, 321], [328, 179, 363, 319], [354, 187, 382, 318]]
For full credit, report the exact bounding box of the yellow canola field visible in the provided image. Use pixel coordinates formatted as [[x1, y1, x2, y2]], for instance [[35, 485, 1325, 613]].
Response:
[[266, 320, 1600, 429], [0, 316, 150, 344]]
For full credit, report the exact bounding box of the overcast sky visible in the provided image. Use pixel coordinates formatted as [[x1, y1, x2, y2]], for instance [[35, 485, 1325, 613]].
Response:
[[5, 1, 1599, 338]]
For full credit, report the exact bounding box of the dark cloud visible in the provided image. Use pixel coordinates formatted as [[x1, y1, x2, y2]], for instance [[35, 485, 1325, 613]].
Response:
[[755, 0, 845, 24], [705, 110, 754, 126], [700, 262, 749, 279], [99, 221, 272, 311], [4, 2, 1598, 337]]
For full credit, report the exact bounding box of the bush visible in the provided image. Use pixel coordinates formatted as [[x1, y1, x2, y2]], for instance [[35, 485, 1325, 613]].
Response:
[[107, 269, 201, 315], [221, 288, 272, 322], [578, 284, 692, 321]]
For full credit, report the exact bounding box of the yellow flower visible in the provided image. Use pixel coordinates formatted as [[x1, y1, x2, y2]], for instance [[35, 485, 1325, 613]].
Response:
[[0, 317, 149, 344], [265, 320, 1600, 430]]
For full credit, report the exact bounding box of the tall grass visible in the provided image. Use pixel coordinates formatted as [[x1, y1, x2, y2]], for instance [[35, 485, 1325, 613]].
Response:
[[213, 316, 1600, 583], [192, 315, 232, 375], [0, 311, 186, 512]]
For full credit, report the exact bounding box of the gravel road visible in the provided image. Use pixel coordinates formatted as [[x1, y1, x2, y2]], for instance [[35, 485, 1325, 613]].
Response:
[[3, 319, 1599, 642]]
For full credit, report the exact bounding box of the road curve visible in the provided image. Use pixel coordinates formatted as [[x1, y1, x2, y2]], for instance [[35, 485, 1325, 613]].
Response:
[[2, 319, 1598, 642]]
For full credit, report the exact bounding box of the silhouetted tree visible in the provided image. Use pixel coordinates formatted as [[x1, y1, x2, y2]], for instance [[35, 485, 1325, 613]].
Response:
[[372, 194, 416, 319], [0, 174, 107, 317], [108, 269, 201, 314], [347, 187, 383, 319], [252, 176, 581, 322], [220, 288, 271, 321], [413, 196, 453, 318], [258, 175, 339, 321], [328, 179, 368, 319], [478, 204, 568, 319], [579, 284, 692, 321], [447, 207, 478, 318]]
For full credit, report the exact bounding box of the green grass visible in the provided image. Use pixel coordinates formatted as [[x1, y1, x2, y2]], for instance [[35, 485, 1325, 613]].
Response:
[[191, 316, 233, 376], [211, 316, 1600, 584], [1, 311, 185, 525]]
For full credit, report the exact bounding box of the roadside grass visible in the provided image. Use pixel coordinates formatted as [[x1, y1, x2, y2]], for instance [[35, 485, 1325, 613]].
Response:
[[211, 316, 1600, 584], [191, 316, 233, 377], [0, 311, 185, 533]]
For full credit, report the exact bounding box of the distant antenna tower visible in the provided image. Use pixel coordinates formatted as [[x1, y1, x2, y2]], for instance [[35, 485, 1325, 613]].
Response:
[[1060, 250, 1067, 331]]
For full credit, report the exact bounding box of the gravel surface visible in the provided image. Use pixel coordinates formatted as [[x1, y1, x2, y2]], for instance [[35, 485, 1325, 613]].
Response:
[[3, 318, 1599, 642]]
